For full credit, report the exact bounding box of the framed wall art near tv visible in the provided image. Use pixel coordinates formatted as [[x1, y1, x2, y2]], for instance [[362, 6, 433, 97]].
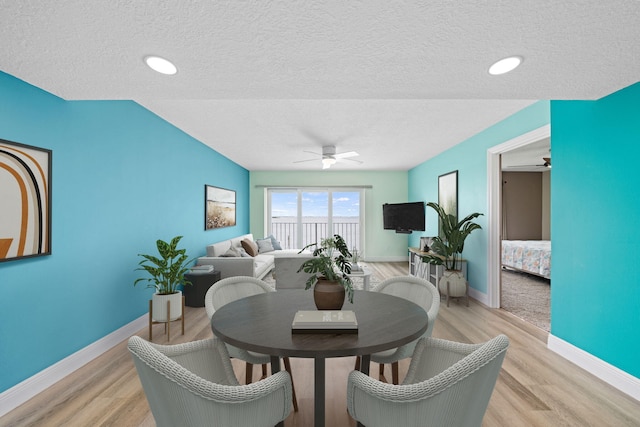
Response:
[[0, 138, 52, 262], [205, 185, 236, 230], [438, 170, 458, 238]]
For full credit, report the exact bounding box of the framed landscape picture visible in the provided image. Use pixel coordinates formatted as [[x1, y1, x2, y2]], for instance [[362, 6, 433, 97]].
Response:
[[0, 138, 52, 262], [205, 185, 236, 230], [438, 170, 458, 238]]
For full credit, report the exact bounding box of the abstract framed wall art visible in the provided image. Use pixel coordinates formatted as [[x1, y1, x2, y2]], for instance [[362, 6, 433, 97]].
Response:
[[205, 185, 236, 230], [0, 138, 52, 262], [438, 170, 458, 238]]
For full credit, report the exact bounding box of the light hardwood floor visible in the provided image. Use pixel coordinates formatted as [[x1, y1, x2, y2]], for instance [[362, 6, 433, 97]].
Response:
[[2, 262, 639, 426]]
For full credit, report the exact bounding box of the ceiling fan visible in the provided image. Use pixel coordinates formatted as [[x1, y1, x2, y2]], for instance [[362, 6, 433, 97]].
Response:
[[504, 156, 551, 170], [294, 145, 362, 169]]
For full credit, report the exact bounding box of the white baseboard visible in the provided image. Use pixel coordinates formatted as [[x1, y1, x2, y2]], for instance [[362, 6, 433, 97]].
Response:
[[468, 288, 489, 305], [0, 314, 147, 417], [466, 293, 639, 402], [548, 334, 640, 402]]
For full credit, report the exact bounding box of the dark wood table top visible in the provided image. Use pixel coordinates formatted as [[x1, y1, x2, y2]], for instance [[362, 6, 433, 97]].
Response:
[[211, 290, 428, 358]]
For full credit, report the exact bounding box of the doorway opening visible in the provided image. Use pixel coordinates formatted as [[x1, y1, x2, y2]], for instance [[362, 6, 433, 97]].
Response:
[[487, 125, 551, 331]]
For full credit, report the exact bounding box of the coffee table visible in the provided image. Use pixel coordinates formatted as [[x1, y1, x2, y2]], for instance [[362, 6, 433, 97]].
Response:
[[211, 290, 428, 427]]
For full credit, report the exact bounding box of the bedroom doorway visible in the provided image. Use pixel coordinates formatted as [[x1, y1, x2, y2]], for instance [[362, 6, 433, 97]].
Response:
[[500, 146, 551, 331], [486, 125, 551, 331]]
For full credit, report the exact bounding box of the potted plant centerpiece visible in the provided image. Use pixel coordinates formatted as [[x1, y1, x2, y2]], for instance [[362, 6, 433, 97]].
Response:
[[134, 236, 194, 323], [421, 202, 483, 299], [297, 234, 354, 310]]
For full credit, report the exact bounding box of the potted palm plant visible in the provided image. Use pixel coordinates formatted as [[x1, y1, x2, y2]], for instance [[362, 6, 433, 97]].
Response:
[[421, 202, 483, 298], [134, 236, 194, 322], [297, 234, 354, 309]]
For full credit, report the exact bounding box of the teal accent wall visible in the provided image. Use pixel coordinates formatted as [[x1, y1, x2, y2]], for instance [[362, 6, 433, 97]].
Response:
[[408, 102, 550, 293], [0, 72, 249, 393], [551, 82, 640, 378], [250, 171, 409, 260]]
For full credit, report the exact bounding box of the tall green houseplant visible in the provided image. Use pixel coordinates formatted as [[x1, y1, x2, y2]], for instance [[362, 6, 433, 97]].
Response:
[[134, 236, 194, 295], [421, 202, 483, 271]]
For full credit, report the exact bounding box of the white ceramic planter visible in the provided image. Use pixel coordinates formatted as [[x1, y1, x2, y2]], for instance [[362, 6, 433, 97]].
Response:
[[152, 291, 183, 322], [439, 270, 467, 297]]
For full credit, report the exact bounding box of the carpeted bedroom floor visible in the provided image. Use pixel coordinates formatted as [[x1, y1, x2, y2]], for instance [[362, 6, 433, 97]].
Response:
[[501, 268, 550, 332]]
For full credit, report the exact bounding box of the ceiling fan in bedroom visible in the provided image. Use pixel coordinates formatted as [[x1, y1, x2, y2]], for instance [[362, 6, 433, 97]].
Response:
[[504, 156, 551, 171], [293, 145, 363, 169]]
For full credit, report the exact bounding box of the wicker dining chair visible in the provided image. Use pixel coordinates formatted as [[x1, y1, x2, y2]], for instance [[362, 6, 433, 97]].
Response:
[[205, 275, 298, 411], [347, 334, 509, 427], [356, 275, 440, 384], [128, 336, 292, 427]]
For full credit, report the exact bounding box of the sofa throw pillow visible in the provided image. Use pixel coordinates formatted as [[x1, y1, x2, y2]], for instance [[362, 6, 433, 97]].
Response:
[[266, 234, 283, 250], [238, 247, 251, 257], [241, 239, 259, 257], [221, 244, 241, 257], [256, 238, 275, 253]]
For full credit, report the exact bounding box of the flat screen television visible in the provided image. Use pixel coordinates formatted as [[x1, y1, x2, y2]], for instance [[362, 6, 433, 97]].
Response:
[[383, 202, 426, 234]]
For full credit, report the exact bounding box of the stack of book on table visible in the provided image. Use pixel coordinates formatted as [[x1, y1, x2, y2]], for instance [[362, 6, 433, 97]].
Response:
[[292, 310, 358, 334], [189, 265, 214, 274]]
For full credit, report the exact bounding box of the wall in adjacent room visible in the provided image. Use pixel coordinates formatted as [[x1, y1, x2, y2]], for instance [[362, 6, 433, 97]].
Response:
[[249, 170, 410, 261], [502, 172, 543, 240], [0, 72, 249, 393], [550, 82, 640, 378], [542, 170, 551, 239]]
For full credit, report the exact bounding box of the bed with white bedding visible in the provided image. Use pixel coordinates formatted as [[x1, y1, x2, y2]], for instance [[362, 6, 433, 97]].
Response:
[[501, 240, 551, 279]]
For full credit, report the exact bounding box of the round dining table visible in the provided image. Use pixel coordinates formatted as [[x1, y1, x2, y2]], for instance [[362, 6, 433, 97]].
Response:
[[211, 289, 428, 427]]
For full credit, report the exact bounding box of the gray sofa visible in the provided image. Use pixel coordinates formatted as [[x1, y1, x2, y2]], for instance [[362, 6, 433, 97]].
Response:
[[196, 234, 306, 280], [273, 253, 314, 290]]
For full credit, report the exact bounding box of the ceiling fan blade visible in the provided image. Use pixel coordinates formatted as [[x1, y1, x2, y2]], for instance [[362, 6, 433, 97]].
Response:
[[303, 150, 321, 156], [293, 158, 318, 164], [334, 151, 359, 159], [336, 157, 363, 164]]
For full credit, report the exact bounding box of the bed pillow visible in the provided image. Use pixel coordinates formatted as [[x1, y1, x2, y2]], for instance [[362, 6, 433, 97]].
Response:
[[241, 239, 259, 257], [256, 238, 275, 253]]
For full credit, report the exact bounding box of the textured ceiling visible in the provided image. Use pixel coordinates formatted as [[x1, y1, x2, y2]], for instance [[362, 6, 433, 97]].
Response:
[[1, 1, 638, 170]]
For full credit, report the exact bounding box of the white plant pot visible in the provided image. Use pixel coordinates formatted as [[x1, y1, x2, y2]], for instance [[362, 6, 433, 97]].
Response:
[[152, 291, 183, 322], [439, 270, 467, 297]]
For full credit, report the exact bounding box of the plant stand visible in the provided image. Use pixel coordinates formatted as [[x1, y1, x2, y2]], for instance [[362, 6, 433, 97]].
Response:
[[441, 278, 469, 307], [148, 296, 185, 341]]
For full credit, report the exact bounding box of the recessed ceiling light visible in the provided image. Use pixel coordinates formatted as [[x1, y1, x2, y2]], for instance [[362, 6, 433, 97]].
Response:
[[488, 56, 523, 75], [144, 55, 177, 75]]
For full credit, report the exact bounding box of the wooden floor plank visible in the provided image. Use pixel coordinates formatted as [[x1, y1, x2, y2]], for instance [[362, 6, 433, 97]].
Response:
[[2, 262, 639, 426]]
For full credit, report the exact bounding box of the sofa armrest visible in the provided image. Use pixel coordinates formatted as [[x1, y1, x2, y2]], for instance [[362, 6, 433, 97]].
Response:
[[197, 257, 256, 279]]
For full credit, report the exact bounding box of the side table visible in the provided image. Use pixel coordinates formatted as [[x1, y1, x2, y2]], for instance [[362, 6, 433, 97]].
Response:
[[347, 266, 372, 291], [183, 270, 221, 307]]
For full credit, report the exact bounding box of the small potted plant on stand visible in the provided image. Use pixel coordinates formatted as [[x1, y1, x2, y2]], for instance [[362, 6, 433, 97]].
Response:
[[298, 234, 354, 310], [421, 202, 483, 306], [134, 236, 194, 340]]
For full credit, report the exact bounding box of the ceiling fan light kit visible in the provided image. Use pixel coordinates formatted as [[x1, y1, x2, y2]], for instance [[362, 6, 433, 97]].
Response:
[[322, 157, 336, 169]]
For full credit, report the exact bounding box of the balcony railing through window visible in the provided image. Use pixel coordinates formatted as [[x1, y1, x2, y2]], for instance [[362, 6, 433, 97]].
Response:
[[270, 220, 360, 252]]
